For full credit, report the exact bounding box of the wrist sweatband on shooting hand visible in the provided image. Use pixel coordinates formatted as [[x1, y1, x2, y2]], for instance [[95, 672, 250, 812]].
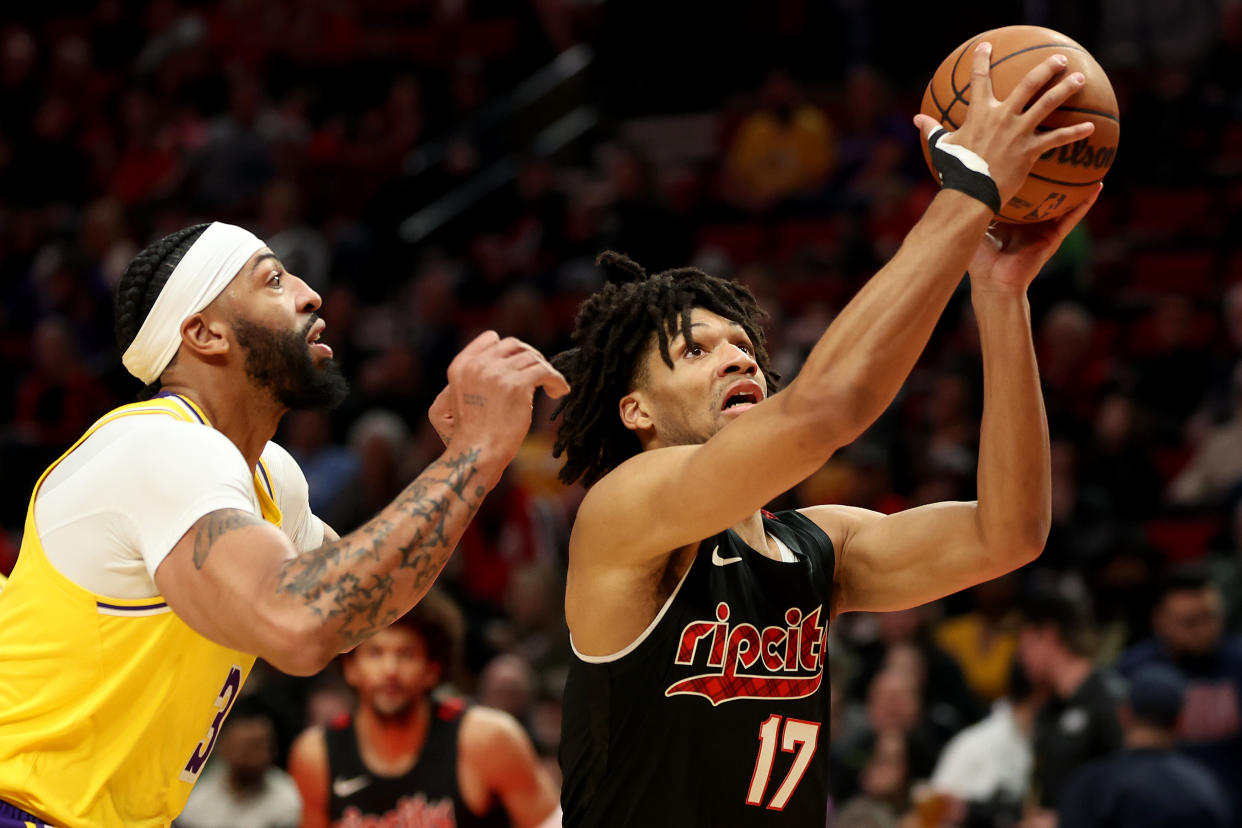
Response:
[[927, 128, 1002, 214]]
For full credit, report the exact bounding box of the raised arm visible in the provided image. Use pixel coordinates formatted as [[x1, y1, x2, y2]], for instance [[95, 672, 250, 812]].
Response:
[[810, 185, 1101, 616], [154, 332, 568, 675], [575, 45, 1093, 563]]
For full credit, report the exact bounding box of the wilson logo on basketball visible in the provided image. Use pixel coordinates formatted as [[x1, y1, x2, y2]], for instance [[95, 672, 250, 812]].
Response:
[[665, 602, 827, 706], [1039, 138, 1117, 169]]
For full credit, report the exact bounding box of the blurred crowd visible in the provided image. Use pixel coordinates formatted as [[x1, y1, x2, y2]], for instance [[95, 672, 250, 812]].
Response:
[[3, 0, 1242, 826]]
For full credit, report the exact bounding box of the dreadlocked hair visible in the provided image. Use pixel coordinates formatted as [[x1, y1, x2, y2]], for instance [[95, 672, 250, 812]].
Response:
[[551, 250, 779, 488], [114, 223, 210, 399]]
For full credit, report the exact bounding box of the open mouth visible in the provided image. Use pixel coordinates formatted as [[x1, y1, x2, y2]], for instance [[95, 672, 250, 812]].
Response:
[[721, 381, 764, 412], [307, 320, 333, 358]]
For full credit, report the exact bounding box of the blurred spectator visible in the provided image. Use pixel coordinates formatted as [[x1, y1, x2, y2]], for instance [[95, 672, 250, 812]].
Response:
[[833, 796, 899, 828], [596, 145, 689, 270], [1168, 362, 1242, 508], [457, 468, 554, 610], [256, 180, 330, 292], [1019, 591, 1123, 810], [850, 607, 983, 749], [288, 591, 560, 828], [928, 661, 1044, 828], [1040, 439, 1118, 571], [1036, 301, 1110, 431], [1132, 295, 1213, 437], [721, 69, 836, 212], [186, 71, 276, 212], [176, 697, 302, 828], [1117, 566, 1242, 822], [934, 576, 1021, 704], [332, 409, 411, 532], [12, 316, 111, 448], [476, 652, 540, 724], [280, 410, 358, 523], [1058, 664, 1233, 828], [1079, 393, 1163, 519]]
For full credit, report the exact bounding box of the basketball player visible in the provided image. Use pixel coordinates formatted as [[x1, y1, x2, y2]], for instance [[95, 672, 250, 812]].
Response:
[[0, 222, 567, 828], [289, 589, 561, 828], [546, 47, 1100, 825]]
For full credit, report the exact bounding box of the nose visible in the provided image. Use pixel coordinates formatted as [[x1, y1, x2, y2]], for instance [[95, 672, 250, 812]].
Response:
[[717, 343, 758, 377], [293, 274, 322, 314]]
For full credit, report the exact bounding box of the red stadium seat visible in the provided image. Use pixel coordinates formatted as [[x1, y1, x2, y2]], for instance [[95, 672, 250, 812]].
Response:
[[1125, 188, 1218, 240], [1145, 516, 1223, 564], [1128, 248, 1218, 298]]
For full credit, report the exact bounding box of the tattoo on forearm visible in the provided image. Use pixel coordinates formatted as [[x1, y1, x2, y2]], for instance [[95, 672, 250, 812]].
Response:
[[193, 510, 263, 569], [274, 448, 486, 648]]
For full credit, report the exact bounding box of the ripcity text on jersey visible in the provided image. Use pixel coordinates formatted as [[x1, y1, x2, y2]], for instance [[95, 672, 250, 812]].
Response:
[[560, 510, 835, 827]]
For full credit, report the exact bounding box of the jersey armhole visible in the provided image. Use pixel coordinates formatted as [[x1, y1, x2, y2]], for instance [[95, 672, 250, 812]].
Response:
[[570, 555, 696, 664]]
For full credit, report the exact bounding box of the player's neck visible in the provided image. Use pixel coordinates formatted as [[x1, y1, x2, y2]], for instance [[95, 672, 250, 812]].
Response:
[[356, 696, 431, 774], [160, 375, 284, 470], [732, 510, 778, 559]]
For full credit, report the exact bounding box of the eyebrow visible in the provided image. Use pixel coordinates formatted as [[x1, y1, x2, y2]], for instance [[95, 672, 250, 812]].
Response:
[[250, 252, 282, 276]]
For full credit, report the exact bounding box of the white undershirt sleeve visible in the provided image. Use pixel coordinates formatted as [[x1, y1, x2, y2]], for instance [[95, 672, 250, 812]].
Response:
[[260, 440, 324, 552], [36, 416, 257, 598]]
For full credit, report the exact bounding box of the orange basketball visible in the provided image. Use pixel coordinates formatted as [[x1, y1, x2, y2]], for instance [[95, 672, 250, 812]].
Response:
[[920, 25, 1120, 223]]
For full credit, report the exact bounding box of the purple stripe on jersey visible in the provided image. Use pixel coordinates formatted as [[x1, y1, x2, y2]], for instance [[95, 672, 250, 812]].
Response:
[[174, 395, 207, 424], [153, 390, 208, 424], [257, 461, 274, 498], [0, 798, 51, 827], [95, 600, 168, 612]]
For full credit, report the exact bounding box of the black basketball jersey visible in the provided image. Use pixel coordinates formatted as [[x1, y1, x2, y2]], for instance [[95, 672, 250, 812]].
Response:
[[325, 699, 509, 828], [560, 509, 836, 827]]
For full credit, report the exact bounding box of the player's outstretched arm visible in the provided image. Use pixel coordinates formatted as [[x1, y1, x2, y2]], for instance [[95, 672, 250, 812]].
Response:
[[287, 727, 330, 828], [461, 707, 561, 828], [807, 186, 1100, 616], [575, 45, 1093, 564], [154, 332, 568, 675]]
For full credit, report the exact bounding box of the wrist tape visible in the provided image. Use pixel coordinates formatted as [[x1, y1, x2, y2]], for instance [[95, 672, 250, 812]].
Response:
[[927, 128, 1001, 214]]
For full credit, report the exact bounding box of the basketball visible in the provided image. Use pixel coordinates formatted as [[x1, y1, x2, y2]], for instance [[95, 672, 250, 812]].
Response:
[[920, 25, 1120, 223]]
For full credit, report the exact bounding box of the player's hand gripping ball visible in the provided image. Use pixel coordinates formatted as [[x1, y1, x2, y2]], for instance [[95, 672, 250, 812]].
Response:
[[921, 25, 1119, 223]]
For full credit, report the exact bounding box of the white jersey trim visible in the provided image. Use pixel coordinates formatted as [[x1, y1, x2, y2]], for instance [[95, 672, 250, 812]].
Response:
[[571, 552, 697, 664]]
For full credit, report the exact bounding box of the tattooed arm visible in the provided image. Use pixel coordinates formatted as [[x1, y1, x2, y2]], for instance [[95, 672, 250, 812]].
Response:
[[154, 332, 568, 675]]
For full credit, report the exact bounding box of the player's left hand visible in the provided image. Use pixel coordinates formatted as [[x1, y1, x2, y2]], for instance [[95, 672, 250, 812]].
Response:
[[968, 182, 1101, 294]]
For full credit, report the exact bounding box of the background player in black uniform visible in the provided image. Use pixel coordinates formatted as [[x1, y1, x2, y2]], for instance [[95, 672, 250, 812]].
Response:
[[543, 48, 1100, 827], [289, 589, 561, 828]]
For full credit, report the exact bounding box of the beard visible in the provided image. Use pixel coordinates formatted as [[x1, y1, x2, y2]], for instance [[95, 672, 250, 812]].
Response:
[[233, 313, 350, 410]]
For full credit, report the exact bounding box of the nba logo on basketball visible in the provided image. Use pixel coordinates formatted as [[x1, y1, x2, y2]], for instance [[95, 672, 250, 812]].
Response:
[[665, 602, 827, 705]]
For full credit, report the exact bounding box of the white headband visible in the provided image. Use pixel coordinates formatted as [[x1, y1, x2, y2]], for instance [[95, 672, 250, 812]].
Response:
[[122, 222, 266, 384]]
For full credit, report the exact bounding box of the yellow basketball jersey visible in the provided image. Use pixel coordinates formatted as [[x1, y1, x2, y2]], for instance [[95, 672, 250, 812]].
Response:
[[0, 395, 284, 827]]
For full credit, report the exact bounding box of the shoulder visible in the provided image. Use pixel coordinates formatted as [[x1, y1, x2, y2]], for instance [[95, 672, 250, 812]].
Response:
[[460, 705, 530, 750], [261, 440, 309, 492], [1221, 635, 1242, 664], [289, 725, 329, 769], [459, 706, 536, 774], [1115, 639, 1165, 676], [103, 413, 243, 459], [796, 504, 884, 545], [92, 417, 250, 494], [571, 447, 698, 543]]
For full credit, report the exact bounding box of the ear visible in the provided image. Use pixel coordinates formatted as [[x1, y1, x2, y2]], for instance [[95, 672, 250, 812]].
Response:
[[179, 311, 231, 358], [619, 390, 654, 434]]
